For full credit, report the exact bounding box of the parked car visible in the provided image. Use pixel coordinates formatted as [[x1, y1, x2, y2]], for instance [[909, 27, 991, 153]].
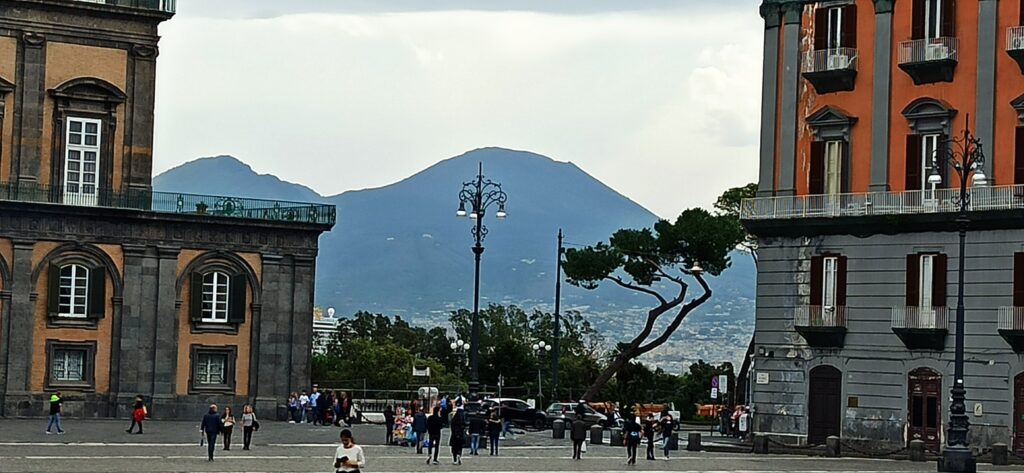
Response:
[[545, 402, 608, 429], [479, 398, 548, 430]]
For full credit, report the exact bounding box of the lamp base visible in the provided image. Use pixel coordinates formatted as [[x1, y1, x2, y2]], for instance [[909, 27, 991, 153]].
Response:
[[468, 381, 480, 400], [937, 447, 976, 473]]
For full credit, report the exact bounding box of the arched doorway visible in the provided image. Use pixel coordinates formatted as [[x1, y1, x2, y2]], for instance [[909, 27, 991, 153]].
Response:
[[807, 365, 842, 445], [908, 367, 942, 450], [1014, 373, 1024, 455]]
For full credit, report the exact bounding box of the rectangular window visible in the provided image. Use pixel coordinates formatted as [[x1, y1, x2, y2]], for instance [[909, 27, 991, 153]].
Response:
[[195, 353, 227, 386], [63, 117, 102, 206], [921, 134, 941, 192], [58, 265, 89, 318], [1015, 127, 1024, 185], [823, 256, 838, 309], [911, 396, 924, 427], [201, 272, 230, 323], [52, 349, 85, 382], [924, 0, 942, 39], [824, 140, 843, 195], [827, 7, 843, 50], [920, 254, 935, 309]]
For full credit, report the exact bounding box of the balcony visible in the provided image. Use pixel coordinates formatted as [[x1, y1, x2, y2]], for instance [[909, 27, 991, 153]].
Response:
[[0, 181, 335, 226], [998, 307, 1024, 352], [898, 37, 958, 85], [891, 306, 948, 350], [1007, 27, 1024, 74], [740, 184, 1024, 221], [802, 48, 858, 94], [71, 0, 176, 14], [794, 306, 847, 348]]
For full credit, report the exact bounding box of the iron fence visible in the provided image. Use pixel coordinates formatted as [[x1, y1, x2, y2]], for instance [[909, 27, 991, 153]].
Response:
[[892, 306, 948, 330], [898, 37, 959, 64], [804, 48, 858, 73], [794, 306, 846, 328]]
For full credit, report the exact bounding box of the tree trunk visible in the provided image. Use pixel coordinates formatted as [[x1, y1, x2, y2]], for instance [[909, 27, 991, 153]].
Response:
[[581, 347, 636, 401]]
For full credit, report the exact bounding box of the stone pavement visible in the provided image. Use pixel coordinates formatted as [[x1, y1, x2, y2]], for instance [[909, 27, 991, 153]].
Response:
[[0, 419, 1018, 472]]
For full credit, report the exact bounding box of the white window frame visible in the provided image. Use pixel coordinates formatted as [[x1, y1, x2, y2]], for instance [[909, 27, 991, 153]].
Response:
[[921, 133, 941, 194], [824, 140, 844, 196], [63, 117, 102, 206], [58, 264, 89, 319], [827, 7, 844, 50], [195, 353, 227, 386], [52, 349, 85, 382], [924, 0, 942, 40], [919, 254, 937, 327], [822, 256, 839, 309], [200, 272, 230, 323]]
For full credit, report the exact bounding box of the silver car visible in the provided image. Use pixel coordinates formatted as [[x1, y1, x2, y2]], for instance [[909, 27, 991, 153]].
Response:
[[545, 402, 607, 429]]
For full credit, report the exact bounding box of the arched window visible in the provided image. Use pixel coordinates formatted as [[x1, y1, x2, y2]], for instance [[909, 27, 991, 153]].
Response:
[[58, 264, 89, 318], [201, 271, 230, 322]]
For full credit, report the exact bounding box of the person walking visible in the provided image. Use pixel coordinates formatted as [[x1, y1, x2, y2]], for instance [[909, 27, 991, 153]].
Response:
[[242, 404, 258, 450], [310, 386, 321, 425], [468, 412, 486, 456], [333, 429, 366, 473], [500, 406, 515, 439], [624, 416, 642, 465], [383, 405, 395, 445], [486, 409, 502, 456], [718, 406, 731, 437], [570, 417, 588, 460], [426, 406, 443, 465], [413, 407, 428, 454], [126, 395, 147, 434], [449, 406, 466, 465], [201, 405, 222, 461], [643, 414, 657, 460], [45, 391, 64, 434], [221, 407, 236, 451], [659, 413, 676, 459], [298, 391, 310, 423]]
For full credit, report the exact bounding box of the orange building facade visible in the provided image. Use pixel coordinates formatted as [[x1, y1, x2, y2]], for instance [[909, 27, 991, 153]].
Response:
[[744, 0, 1024, 454]]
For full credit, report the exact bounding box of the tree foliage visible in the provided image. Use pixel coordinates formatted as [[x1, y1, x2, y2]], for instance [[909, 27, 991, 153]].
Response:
[[562, 208, 744, 400], [713, 182, 758, 264]]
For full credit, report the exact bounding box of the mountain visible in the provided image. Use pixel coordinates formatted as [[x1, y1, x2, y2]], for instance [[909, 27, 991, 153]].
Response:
[[154, 148, 756, 370]]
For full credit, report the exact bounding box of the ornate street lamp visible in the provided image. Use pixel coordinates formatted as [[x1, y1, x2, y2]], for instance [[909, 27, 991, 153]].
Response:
[[450, 338, 468, 389], [927, 120, 985, 473], [456, 163, 508, 395], [532, 341, 552, 406]]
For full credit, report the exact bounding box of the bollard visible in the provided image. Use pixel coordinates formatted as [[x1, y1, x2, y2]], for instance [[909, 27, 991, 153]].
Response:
[[687, 432, 702, 452], [753, 433, 769, 454], [669, 433, 680, 451], [992, 443, 1008, 466], [590, 424, 604, 445], [825, 436, 840, 458], [908, 440, 925, 462], [610, 428, 624, 447], [552, 420, 565, 439]]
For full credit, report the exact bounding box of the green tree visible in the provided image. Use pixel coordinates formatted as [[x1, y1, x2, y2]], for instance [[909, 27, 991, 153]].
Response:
[[563, 208, 745, 400], [714, 182, 758, 265]]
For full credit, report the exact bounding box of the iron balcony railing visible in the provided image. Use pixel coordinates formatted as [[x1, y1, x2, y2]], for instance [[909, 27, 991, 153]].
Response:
[[892, 306, 948, 330], [998, 307, 1024, 331], [72, 0, 176, 13], [804, 48, 858, 74], [899, 37, 958, 65], [0, 181, 335, 225], [1008, 26, 1024, 51], [794, 305, 846, 328], [741, 184, 1024, 220]]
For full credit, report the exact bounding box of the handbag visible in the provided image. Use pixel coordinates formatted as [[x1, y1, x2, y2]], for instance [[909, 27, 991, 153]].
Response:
[[252, 420, 261, 432], [581, 440, 587, 453]]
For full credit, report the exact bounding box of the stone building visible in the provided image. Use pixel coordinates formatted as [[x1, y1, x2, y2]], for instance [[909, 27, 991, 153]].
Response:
[[0, 0, 335, 419], [744, 0, 1024, 454]]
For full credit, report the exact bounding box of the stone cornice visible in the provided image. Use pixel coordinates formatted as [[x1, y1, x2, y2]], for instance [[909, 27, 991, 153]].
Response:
[[760, 0, 782, 29], [874, 0, 896, 14], [780, 1, 805, 25]]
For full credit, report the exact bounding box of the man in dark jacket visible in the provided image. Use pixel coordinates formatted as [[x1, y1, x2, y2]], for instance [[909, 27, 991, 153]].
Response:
[[413, 407, 428, 454], [383, 405, 396, 445], [468, 412, 486, 455], [201, 405, 222, 461], [570, 415, 589, 460], [426, 406, 444, 465]]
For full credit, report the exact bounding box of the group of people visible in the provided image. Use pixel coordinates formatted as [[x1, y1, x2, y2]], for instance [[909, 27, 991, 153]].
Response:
[[199, 403, 259, 461], [382, 397, 509, 466], [718, 405, 752, 439], [621, 412, 678, 465], [288, 385, 356, 426], [46, 392, 149, 436]]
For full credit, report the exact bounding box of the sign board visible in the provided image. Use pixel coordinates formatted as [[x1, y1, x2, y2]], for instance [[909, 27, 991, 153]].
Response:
[[710, 376, 719, 389], [711, 387, 719, 399], [719, 375, 729, 394], [756, 372, 770, 385], [412, 366, 431, 377]]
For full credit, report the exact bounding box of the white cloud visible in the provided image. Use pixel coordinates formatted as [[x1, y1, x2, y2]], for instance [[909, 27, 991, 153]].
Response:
[[153, 7, 763, 217]]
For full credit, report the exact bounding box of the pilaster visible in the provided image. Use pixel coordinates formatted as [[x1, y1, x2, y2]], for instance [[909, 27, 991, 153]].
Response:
[[976, 0, 998, 182], [12, 33, 46, 184], [776, 1, 804, 196], [870, 0, 896, 191], [758, 0, 782, 197]]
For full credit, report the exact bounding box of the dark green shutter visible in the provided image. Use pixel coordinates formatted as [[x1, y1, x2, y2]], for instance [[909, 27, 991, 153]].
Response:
[[87, 267, 106, 319], [190, 273, 204, 322], [47, 264, 60, 318], [228, 274, 247, 324]]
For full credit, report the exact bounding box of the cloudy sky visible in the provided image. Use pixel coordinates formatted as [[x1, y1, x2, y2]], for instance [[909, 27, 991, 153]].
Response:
[[153, 0, 763, 217]]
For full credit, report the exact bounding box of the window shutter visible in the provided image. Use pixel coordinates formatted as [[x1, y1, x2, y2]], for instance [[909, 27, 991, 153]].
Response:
[[907, 254, 921, 307], [933, 254, 947, 308], [228, 274, 247, 324], [1020, 0, 1024, 26], [47, 264, 60, 318], [1015, 127, 1024, 184], [841, 141, 851, 194], [810, 141, 825, 194], [912, 0, 925, 40], [1014, 253, 1024, 307], [906, 135, 922, 191], [190, 273, 204, 322], [841, 5, 857, 48], [837, 256, 848, 307], [810, 256, 824, 307], [814, 8, 828, 50], [941, 0, 955, 37], [87, 267, 106, 319], [936, 134, 949, 189]]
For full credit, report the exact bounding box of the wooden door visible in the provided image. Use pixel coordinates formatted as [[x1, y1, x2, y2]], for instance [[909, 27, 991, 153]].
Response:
[[807, 365, 843, 445], [908, 368, 942, 450], [1014, 373, 1024, 455]]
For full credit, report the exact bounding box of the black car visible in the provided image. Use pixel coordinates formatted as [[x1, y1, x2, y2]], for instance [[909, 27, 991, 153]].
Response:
[[479, 398, 548, 430]]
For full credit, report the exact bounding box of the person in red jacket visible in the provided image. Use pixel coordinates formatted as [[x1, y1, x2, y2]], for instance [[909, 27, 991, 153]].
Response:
[[126, 395, 147, 434]]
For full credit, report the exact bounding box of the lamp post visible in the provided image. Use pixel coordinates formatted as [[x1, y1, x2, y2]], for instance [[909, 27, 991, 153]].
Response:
[[553, 230, 564, 401], [450, 339, 468, 391], [456, 163, 508, 396], [532, 340, 552, 407], [927, 121, 986, 473]]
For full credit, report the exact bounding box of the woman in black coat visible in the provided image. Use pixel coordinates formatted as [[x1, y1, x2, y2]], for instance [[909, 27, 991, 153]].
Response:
[[570, 418, 589, 460], [449, 408, 467, 464]]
